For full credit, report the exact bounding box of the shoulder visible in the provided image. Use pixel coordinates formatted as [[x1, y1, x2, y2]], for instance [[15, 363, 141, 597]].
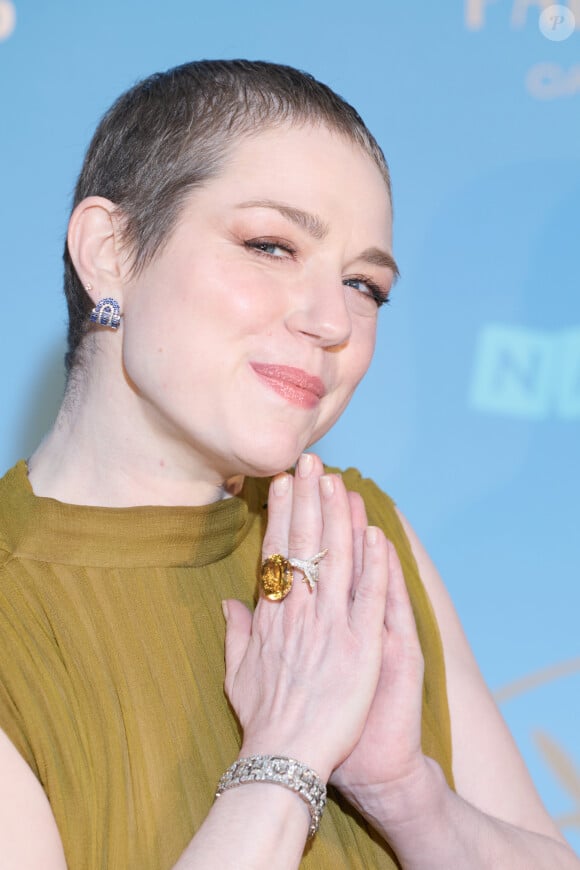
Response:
[[0, 461, 30, 565], [325, 467, 420, 575], [325, 466, 397, 525], [0, 461, 50, 681], [327, 465, 394, 501]]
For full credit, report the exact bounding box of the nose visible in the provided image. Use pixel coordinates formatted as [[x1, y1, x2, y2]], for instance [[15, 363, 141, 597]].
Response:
[[285, 271, 352, 349]]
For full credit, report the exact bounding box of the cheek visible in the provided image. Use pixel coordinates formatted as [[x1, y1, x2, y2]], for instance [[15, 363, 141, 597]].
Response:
[[208, 261, 287, 337], [316, 327, 377, 435], [345, 324, 377, 383]]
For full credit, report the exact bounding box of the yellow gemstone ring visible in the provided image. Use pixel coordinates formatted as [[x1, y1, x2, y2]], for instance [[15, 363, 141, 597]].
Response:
[[260, 549, 328, 600]]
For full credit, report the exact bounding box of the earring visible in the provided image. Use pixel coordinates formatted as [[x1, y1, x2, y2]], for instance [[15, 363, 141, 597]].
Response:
[[88, 294, 122, 330]]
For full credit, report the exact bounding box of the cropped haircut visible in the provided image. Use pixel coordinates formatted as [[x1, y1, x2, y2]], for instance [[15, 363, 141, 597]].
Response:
[[63, 59, 392, 374]]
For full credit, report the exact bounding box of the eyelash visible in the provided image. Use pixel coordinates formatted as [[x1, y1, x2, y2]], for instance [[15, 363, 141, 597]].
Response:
[[243, 238, 390, 308], [343, 277, 390, 308], [244, 239, 297, 258]]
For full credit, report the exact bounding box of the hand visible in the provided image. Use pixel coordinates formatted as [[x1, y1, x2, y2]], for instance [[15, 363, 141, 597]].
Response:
[[222, 453, 389, 782], [329, 492, 428, 823]]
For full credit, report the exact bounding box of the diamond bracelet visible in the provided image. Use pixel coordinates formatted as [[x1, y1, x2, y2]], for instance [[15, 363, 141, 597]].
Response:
[[215, 754, 327, 838]]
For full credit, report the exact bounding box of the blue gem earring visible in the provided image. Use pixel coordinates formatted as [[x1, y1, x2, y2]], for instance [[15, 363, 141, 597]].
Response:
[[88, 289, 122, 330]]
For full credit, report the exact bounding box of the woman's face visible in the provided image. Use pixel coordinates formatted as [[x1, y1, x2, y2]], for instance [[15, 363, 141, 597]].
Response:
[[121, 123, 396, 479]]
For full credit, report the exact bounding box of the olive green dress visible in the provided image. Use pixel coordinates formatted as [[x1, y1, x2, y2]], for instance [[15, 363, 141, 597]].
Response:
[[0, 461, 454, 868]]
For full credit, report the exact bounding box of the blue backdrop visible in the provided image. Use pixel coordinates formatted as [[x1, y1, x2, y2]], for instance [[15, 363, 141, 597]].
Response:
[[1, 0, 579, 850]]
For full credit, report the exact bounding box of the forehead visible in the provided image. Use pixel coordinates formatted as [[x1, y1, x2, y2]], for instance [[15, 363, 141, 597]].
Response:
[[207, 123, 393, 240]]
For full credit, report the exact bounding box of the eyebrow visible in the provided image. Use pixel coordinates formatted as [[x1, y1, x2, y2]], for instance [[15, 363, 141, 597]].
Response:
[[357, 247, 400, 283], [236, 198, 400, 281], [237, 199, 329, 240]]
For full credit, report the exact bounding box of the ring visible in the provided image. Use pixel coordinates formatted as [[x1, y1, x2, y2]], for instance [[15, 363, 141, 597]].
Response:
[[261, 554, 294, 601], [289, 549, 328, 591], [260, 549, 328, 600]]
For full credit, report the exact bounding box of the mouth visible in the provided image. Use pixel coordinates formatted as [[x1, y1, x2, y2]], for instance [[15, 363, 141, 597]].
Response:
[[250, 363, 326, 409]]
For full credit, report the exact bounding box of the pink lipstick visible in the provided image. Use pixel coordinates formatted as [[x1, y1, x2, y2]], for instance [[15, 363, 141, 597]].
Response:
[[250, 363, 326, 409]]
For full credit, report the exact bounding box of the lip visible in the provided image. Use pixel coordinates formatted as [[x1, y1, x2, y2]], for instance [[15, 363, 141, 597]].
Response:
[[250, 363, 326, 408]]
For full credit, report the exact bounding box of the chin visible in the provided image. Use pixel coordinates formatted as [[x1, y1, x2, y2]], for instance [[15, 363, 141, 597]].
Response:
[[229, 439, 309, 480]]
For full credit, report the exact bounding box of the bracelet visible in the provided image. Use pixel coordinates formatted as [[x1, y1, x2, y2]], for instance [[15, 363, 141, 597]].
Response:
[[215, 754, 327, 838]]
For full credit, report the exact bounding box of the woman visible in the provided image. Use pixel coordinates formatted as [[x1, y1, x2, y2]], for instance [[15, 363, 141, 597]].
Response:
[[0, 60, 576, 868]]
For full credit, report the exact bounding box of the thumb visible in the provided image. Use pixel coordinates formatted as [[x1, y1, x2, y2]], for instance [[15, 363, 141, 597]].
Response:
[[222, 599, 253, 690]]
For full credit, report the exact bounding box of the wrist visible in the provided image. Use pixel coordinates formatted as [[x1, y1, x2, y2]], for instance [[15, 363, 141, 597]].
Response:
[[218, 754, 327, 839], [239, 738, 334, 784], [356, 760, 470, 870], [338, 756, 450, 838]]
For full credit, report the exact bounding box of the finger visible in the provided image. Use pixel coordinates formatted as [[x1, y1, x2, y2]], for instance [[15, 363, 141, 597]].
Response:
[[287, 452, 324, 560], [350, 526, 390, 637], [315, 473, 355, 612], [384, 542, 421, 648], [261, 472, 293, 560], [258, 474, 294, 620], [383, 543, 425, 696], [348, 491, 368, 585], [223, 599, 254, 697], [279, 453, 326, 612]]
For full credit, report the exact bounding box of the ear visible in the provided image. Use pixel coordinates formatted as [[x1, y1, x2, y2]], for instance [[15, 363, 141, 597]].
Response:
[[67, 196, 127, 305]]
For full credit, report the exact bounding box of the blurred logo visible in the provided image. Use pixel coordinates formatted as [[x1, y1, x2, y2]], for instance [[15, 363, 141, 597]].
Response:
[[496, 659, 580, 839], [539, 4, 576, 39], [533, 731, 580, 834], [465, 0, 580, 30], [469, 324, 580, 419], [526, 62, 580, 98], [0, 0, 15, 41], [465, 1, 579, 99]]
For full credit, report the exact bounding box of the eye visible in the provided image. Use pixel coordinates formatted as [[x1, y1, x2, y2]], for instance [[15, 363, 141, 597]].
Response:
[[244, 239, 296, 259], [343, 276, 390, 308]]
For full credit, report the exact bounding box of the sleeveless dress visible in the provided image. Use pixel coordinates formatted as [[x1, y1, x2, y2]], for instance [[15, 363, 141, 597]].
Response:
[[0, 461, 454, 868]]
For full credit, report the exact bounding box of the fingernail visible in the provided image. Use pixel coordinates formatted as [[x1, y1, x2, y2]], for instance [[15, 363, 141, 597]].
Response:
[[221, 600, 229, 621], [319, 474, 335, 497], [365, 526, 378, 546], [298, 453, 313, 478], [273, 473, 290, 496]]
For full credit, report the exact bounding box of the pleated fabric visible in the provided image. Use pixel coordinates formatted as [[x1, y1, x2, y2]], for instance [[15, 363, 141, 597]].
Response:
[[0, 461, 454, 868]]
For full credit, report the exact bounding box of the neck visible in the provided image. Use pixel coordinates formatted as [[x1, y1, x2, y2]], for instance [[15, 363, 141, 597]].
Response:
[[27, 367, 244, 509]]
